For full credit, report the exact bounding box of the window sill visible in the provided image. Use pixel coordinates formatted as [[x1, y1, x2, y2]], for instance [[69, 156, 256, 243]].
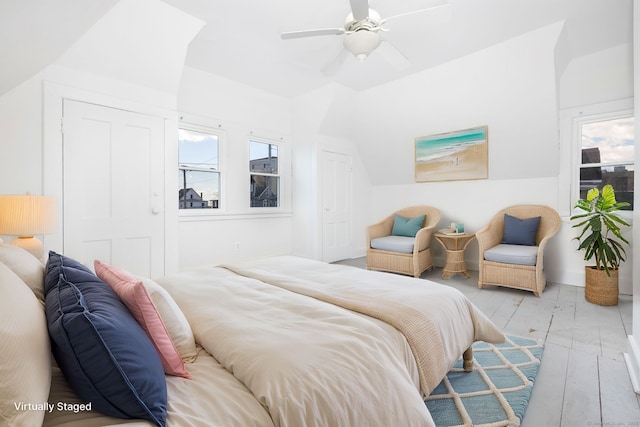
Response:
[[179, 210, 292, 222]]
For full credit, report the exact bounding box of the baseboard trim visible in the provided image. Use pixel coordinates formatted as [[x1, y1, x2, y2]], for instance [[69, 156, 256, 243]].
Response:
[[624, 335, 640, 394]]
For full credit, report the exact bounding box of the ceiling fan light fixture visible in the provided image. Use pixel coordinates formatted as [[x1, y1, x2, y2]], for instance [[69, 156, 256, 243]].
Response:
[[343, 30, 381, 61]]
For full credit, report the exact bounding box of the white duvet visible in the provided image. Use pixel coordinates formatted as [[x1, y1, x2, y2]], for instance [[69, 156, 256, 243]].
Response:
[[157, 256, 504, 427]]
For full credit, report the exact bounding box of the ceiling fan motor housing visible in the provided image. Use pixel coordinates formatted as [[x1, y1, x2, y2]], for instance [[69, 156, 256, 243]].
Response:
[[344, 9, 382, 32], [343, 9, 382, 61]]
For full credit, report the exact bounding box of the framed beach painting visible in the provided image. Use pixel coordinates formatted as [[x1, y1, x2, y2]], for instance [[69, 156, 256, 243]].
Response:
[[415, 126, 488, 182]]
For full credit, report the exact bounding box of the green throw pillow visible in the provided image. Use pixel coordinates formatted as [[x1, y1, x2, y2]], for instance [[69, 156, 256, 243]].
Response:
[[391, 214, 426, 237]]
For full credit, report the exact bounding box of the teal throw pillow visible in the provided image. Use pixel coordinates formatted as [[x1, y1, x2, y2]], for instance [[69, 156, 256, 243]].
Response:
[[391, 214, 426, 237]]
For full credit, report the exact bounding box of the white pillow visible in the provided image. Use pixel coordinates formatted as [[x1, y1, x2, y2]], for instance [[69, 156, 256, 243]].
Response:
[[0, 244, 45, 306], [0, 261, 51, 426], [139, 276, 198, 363]]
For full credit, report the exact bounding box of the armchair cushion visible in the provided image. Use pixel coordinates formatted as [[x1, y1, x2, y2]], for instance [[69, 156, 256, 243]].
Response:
[[502, 214, 541, 246], [391, 214, 426, 237], [484, 244, 538, 266], [370, 236, 415, 254]]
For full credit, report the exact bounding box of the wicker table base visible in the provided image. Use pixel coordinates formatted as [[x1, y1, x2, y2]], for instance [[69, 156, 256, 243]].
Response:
[[434, 232, 476, 279]]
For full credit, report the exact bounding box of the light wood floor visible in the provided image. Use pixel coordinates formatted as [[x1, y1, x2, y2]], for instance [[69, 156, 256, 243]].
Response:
[[333, 258, 640, 427]]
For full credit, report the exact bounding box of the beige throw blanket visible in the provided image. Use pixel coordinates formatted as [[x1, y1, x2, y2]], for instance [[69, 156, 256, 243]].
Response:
[[223, 264, 448, 393], [224, 256, 505, 395]]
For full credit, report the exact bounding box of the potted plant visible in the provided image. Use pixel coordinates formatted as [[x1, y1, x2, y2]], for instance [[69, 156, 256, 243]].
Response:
[[570, 184, 630, 305]]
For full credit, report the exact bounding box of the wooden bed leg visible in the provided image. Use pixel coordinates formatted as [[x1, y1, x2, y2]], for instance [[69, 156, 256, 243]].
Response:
[[463, 347, 474, 372]]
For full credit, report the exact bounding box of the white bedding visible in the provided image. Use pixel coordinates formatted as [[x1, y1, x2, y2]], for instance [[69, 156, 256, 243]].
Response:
[[159, 266, 431, 426], [44, 347, 274, 427], [223, 256, 505, 394], [157, 256, 504, 427], [41, 255, 504, 427]]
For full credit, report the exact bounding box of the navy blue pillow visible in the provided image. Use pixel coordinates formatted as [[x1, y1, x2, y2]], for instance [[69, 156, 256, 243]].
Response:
[[45, 252, 167, 426], [502, 214, 541, 246]]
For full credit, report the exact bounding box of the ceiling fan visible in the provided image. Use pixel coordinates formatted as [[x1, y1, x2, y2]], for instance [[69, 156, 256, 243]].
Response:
[[280, 0, 449, 72]]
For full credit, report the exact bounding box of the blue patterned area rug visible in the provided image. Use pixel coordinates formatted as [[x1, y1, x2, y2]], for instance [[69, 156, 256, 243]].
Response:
[[425, 335, 543, 427]]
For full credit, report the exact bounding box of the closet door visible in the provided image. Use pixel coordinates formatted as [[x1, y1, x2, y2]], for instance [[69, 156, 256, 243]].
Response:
[[321, 150, 353, 262], [62, 99, 165, 278]]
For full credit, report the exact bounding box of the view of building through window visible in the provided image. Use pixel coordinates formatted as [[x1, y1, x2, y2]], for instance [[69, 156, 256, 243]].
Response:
[[580, 116, 635, 209], [249, 140, 279, 207], [178, 128, 220, 209]]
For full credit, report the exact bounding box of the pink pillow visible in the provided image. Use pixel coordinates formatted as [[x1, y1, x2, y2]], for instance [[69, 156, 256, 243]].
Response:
[[94, 260, 191, 379]]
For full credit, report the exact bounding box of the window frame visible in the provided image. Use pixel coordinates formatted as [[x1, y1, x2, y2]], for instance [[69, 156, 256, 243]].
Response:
[[178, 122, 225, 217], [249, 138, 281, 209], [572, 109, 635, 213]]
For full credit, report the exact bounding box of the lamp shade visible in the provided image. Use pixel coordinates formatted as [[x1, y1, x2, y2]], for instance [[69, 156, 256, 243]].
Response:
[[0, 195, 56, 236]]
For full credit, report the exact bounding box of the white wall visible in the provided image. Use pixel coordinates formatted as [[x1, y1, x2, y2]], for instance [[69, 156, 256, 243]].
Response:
[[635, 0, 640, 382], [624, 0, 640, 395], [0, 63, 184, 260], [56, 0, 203, 98], [338, 21, 634, 294], [556, 98, 635, 293], [558, 43, 634, 110], [347, 24, 563, 265], [355, 23, 563, 187], [371, 177, 560, 268], [176, 67, 295, 270], [0, 76, 43, 196], [0, 0, 205, 275], [0, 1, 346, 272], [555, 44, 635, 293], [291, 83, 372, 260], [0, 6, 633, 290], [0, 64, 296, 273]]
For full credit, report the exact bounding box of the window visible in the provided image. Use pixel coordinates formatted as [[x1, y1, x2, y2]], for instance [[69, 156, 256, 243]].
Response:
[[249, 140, 279, 208], [577, 115, 635, 210], [178, 127, 221, 210]]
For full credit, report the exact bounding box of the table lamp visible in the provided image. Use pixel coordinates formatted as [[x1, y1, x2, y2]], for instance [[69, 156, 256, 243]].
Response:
[[0, 194, 56, 261]]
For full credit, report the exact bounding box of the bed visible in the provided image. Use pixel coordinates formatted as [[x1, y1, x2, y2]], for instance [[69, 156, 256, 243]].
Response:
[[0, 246, 504, 427]]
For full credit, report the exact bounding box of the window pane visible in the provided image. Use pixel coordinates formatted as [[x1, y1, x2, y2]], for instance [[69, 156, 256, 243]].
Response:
[[249, 141, 278, 174], [179, 129, 219, 169], [178, 170, 220, 209], [579, 165, 634, 210], [581, 117, 634, 165], [250, 175, 279, 207]]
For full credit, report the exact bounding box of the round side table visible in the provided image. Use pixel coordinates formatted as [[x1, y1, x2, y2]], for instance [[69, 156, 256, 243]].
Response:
[[434, 232, 476, 279]]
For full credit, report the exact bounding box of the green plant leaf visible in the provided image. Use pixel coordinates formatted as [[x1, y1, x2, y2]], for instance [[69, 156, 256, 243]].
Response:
[[586, 188, 600, 202], [570, 185, 630, 271], [601, 185, 617, 207]]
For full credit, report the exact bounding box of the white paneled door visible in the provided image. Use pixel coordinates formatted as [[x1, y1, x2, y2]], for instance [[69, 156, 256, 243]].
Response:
[[321, 150, 353, 262], [62, 99, 165, 277]]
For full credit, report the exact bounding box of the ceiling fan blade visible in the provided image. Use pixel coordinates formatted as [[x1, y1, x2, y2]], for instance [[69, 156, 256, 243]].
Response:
[[383, 0, 450, 24], [322, 49, 349, 77], [349, 0, 370, 21], [281, 28, 345, 40], [376, 41, 410, 71]]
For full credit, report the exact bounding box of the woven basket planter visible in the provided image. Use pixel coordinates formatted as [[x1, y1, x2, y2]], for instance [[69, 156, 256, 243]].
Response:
[[584, 266, 618, 306]]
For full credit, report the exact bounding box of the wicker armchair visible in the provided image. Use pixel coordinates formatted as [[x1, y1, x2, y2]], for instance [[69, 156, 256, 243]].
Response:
[[477, 205, 560, 297], [366, 206, 441, 277]]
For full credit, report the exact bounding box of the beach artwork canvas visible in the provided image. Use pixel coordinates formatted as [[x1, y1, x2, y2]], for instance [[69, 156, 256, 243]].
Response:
[[415, 126, 488, 182]]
